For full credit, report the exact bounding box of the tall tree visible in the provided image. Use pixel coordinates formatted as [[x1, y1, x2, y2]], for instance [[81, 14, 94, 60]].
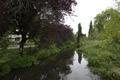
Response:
[[88, 21, 93, 38], [77, 23, 82, 48]]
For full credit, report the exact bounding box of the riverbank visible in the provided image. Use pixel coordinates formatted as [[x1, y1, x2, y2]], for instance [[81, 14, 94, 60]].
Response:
[[0, 41, 75, 76], [0, 49, 100, 80], [78, 38, 120, 80]]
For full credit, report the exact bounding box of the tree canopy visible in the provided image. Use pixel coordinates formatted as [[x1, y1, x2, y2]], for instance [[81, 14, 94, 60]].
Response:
[[0, 0, 76, 53], [88, 8, 120, 51]]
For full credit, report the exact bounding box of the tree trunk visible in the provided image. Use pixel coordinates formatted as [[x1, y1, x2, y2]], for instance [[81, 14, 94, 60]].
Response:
[[19, 33, 27, 56]]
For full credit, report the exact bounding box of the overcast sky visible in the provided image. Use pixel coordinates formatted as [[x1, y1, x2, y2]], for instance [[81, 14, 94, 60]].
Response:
[[65, 0, 116, 34]]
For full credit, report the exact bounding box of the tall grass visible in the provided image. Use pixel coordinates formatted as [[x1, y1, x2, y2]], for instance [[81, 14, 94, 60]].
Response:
[[78, 38, 120, 80]]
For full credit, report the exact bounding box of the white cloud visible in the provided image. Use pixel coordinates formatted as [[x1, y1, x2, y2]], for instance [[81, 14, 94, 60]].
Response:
[[65, 0, 115, 34]]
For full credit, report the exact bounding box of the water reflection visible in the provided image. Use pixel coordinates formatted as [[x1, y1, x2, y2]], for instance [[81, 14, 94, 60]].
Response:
[[1, 50, 100, 80], [77, 51, 82, 64]]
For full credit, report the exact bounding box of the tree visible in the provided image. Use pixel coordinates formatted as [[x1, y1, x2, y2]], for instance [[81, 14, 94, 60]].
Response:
[[0, 0, 76, 55], [88, 21, 93, 38], [94, 14, 106, 32], [93, 8, 120, 50], [77, 23, 82, 48], [0, 0, 10, 37], [38, 23, 74, 48], [92, 9, 118, 39], [103, 9, 120, 46]]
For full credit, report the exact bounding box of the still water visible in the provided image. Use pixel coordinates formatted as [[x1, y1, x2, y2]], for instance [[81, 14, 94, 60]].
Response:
[[1, 50, 100, 80]]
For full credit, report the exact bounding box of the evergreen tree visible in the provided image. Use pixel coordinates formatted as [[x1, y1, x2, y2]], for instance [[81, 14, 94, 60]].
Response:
[[77, 23, 82, 48], [88, 21, 93, 38]]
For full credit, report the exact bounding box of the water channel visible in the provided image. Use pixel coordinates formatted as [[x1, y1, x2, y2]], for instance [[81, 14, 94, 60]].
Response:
[[1, 50, 100, 80]]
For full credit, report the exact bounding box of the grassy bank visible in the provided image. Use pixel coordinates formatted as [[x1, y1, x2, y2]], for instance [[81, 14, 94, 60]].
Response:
[[0, 41, 75, 76], [78, 38, 120, 80]]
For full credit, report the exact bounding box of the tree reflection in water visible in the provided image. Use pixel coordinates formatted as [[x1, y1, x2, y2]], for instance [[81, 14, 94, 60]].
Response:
[[2, 50, 76, 80], [77, 51, 82, 64]]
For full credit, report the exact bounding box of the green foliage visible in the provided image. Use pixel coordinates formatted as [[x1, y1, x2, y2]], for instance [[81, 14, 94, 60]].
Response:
[[0, 0, 76, 76], [80, 39, 120, 80], [79, 8, 120, 80], [77, 23, 82, 47], [0, 40, 75, 75], [91, 8, 120, 40], [0, 33, 10, 49], [0, 0, 76, 53]]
